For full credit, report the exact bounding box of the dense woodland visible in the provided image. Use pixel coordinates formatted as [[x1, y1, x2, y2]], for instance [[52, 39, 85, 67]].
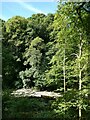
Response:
[[1, 2, 90, 119]]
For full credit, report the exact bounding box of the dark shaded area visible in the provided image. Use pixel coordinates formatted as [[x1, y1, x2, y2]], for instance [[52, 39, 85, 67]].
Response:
[[2, 90, 58, 119]]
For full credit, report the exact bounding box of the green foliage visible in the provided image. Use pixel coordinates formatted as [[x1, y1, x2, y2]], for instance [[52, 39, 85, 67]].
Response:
[[6, 16, 27, 33], [2, 16, 28, 88], [51, 89, 89, 119], [2, 2, 90, 119], [19, 37, 46, 88], [3, 90, 57, 119]]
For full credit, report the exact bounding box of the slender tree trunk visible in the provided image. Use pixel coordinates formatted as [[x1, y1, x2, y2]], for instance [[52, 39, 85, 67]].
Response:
[[79, 43, 82, 91], [63, 44, 66, 93], [79, 61, 81, 120], [87, 33, 90, 115], [63, 44, 66, 119], [78, 33, 82, 120]]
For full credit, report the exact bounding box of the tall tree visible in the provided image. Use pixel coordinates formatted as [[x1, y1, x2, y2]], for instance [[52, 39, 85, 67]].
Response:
[[3, 16, 27, 88], [50, 2, 89, 119], [19, 37, 45, 89]]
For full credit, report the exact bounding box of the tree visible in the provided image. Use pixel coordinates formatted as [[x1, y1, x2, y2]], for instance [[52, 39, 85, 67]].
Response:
[[2, 16, 27, 88], [49, 2, 89, 119], [19, 37, 45, 89]]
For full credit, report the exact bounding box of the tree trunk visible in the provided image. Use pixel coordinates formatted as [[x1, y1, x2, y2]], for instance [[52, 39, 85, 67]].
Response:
[[78, 33, 82, 120], [63, 45, 66, 93]]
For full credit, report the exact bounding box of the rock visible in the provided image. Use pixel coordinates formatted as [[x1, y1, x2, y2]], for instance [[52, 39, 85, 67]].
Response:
[[11, 88, 61, 98]]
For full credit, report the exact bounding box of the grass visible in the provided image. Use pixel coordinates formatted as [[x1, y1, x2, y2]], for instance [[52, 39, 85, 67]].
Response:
[[2, 89, 58, 119], [2, 89, 89, 120]]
